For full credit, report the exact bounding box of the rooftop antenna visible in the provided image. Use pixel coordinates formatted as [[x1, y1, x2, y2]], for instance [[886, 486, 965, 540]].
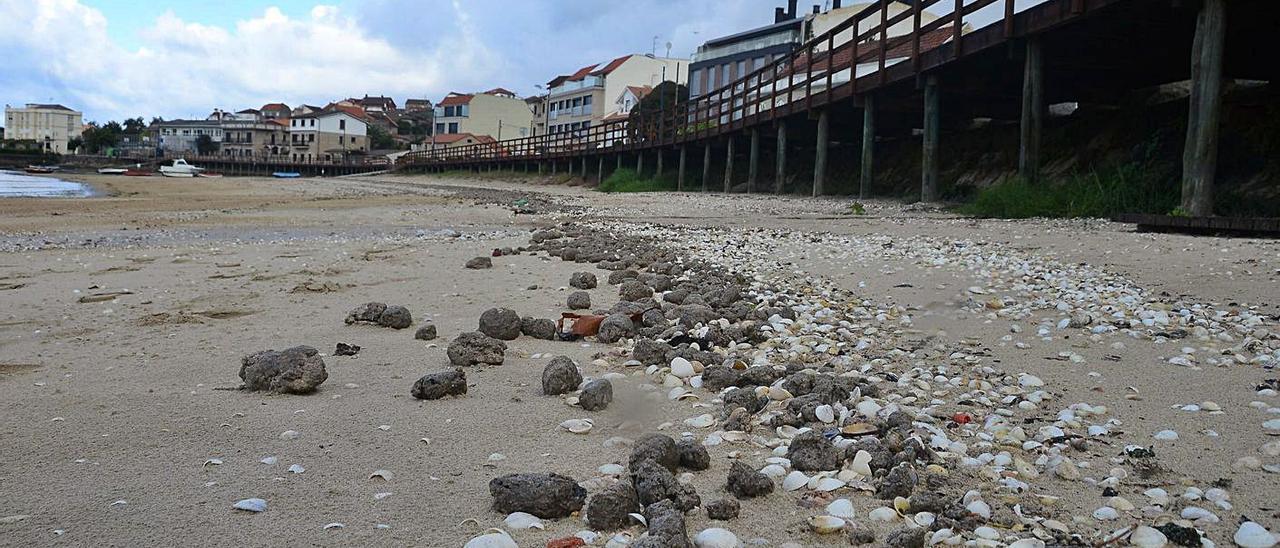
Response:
[[665, 41, 672, 58]]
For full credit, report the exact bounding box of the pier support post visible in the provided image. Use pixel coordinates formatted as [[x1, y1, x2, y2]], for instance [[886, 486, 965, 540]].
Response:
[[597, 155, 604, 184], [922, 75, 940, 203], [723, 137, 735, 193], [748, 128, 760, 193], [636, 151, 644, 176], [677, 145, 687, 191], [538, 162, 544, 175], [813, 109, 829, 197], [616, 154, 622, 171], [1019, 37, 1044, 183], [656, 148, 664, 178], [702, 143, 711, 192], [775, 122, 787, 194], [861, 95, 875, 199], [551, 160, 557, 175], [581, 155, 587, 179], [1182, 0, 1225, 217]]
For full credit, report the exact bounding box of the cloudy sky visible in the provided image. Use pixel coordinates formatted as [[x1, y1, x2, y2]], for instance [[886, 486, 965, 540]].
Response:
[[0, 0, 1029, 123]]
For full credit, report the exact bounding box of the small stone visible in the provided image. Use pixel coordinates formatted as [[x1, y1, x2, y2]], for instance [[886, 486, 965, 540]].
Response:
[[570, 272, 598, 289], [619, 280, 653, 302], [877, 463, 918, 500], [705, 498, 739, 520], [465, 256, 492, 269], [632, 458, 678, 507], [377, 305, 412, 329], [333, 342, 360, 356], [579, 379, 613, 411], [607, 269, 638, 285], [1234, 521, 1278, 548], [596, 314, 634, 343], [239, 346, 328, 394], [521, 316, 557, 340], [677, 438, 710, 471], [630, 433, 680, 472], [414, 324, 438, 340], [542, 356, 583, 396], [411, 369, 466, 400], [787, 430, 842, 472], [447, 332, 507, 366], [884, 526, 926, 548], [479, 307, 522, 340], [344, 302, 386, 325], [726, 461, 774, 498], [489, 472, 586, 519], [644, 499, 690, 546], [584, 481, 639, 531], [567, 291, 591, 310]]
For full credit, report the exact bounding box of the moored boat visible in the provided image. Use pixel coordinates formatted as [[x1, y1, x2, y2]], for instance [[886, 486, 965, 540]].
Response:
[[272, 172, 301, 178], [24, 165, 57, 174], [196, 172, 224, 178], [123, 169, 152, 176], [97, 167, 128, 175], [159, 158, 203, 177]]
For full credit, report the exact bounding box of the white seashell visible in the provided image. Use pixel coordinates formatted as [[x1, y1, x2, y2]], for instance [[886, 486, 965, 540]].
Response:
[[233, 498, 267, 512], [279, 430, 300, 440], [826, 498, 855, 519], [855, 400, 881, 418], [369, 469, 393, 481], [814, 404, 835, 423], [684, 414, 716, 428], [605, 532, 633, 548], [814, 477, 845, 491], [1153, 430, 1179, 441], [628, 512, 647, 526], [488, 453, 506, 463], [599, 463, 625, 475], [1129, 525, 1169, 547], [782, 471, 809, 491], [759, 464, 787, 479], [767, 386, 793, 401], [287, 464, 305, 474], [1092, 506, 1119, 520], [561, 418, 594, 434], [721, 431, 750, 443], [323, 522, 344, 530], [1180, 506, 1215, 521], [464, 529, 518, 548], [693, 527, 741, 548], [850, 450, 873, 476], [1234, 521, 1278, 548], [807, 515, 846, 534], [966, 499, 991, 519], [913, 512, 936, 527], [1264, 419, 1280, 433], [504, 511, 545, 530], [259, 456, 278, 465], [670, 357, 696, 378], [868, 506, 898, 522], [975, 526, 1000, 539], [203, 458, 223, 467], [1008, 540, 1046, 548], [373, 492, 393, 500]]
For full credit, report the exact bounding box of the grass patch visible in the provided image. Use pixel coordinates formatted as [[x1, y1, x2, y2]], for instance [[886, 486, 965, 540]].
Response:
[[596, 168, 678, 193], [959, 163, 1179, 219]]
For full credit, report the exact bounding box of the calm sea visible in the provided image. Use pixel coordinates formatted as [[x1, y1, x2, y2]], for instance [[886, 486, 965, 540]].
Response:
[[0, 170, 93, 197]]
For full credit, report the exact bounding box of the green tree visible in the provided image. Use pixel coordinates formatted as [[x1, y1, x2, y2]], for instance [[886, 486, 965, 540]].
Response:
[[81, 121, 122, 154], [195, 134, 217, 155], [67, 136, 84, 153], [627, 81, 688, 143], [368, 124, 396, 150], [123, 117, 146, 133]]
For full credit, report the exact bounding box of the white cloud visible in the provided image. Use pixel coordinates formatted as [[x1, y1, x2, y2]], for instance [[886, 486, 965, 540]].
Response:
[[0, 0, 482, 121]]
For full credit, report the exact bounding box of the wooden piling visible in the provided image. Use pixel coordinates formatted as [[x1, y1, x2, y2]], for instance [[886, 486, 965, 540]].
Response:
[[813, 109, 829, 197], [678, 145, 687, 191], [1019, 37, 1044, 183], [1182, 0, 1225, 217], [748, 128, 760, 193], [861, 95, 875, 199], [723, 137, 735, 193], [922, 75, 940, 203], [775, 122, 787, 194], [702, 143, 711, 192]]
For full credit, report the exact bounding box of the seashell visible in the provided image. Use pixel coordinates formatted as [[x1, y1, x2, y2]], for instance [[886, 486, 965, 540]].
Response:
[[760, 464, 787, 479], [464, 529, 517, 548], [893, 496, 910, 515], [279, 430, 300, 440], [1153, 430, 1179, 441], [782, 471, 809, 491], [560, 418, 594, 434], [628, 512, 647, 526], [814, 477, 845, 491], [913, 512, 935, 527], [369, 469, 393, 481], [260, 456, 278, 465], [323, 523, 344, 530], [840, 423, 878, 436], [503, 511, 545, 530], [1007, 540, 1046, 548], [233, 498, 267, 512], [373, 492, 393, 500], [287, 464, 305, 474], [1092, 506, 1119, 520], [605, 532, 634, 548], [849, 450, 873, 476], [966, 499, 991, 519], [767, 386, 793, 401], [670, 357, 696, 378], [868, 506, 898, 522], [203, 458, 223, 467], [814, 405, 835, 423], [684, 414, 715, 428], [487, 453, 506, 463], [855, 400, 881, 418], [721, 431, 750, 443], [1234, 521, 1277, 548], [826, 498, 855, 519], [1129, 525, 1169, 547], [807, 515, 846, 534], [599, 463, 625, 475], [1109, 496, 1135, 511], [693, 527, 740, 548]]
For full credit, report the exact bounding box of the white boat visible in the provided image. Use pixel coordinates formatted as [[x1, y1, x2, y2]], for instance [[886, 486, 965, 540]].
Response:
[[159, 158, 203, 177], [97, 167, 128, 175]]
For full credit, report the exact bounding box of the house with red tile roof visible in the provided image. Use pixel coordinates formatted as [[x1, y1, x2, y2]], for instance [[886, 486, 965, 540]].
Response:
[[285, 106, 369, 163], [539, 53, 685, 137], [433, 89, 533, 141]]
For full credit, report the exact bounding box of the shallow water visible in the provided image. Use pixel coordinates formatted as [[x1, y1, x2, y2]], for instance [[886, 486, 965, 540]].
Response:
[[0, 170, 93, 197]]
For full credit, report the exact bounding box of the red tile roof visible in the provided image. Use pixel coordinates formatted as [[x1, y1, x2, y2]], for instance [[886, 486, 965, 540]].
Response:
[[591, 54, 634, 76], [568, 64, 599, 81], [261, 102, 290, 111], [266, 118, 289, 127], [625, 85, 654, 101], [438, 93, 474, 106], [432, 132, 495, 144], [483, 87, 517, 97]]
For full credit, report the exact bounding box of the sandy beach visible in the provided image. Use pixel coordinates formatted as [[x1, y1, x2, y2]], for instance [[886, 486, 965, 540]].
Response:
[[1, 173, 1277, 547]]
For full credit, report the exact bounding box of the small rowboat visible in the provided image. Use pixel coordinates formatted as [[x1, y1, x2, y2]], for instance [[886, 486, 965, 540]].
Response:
[[123, 169, 152, 176], [160, 171, 195, 178], [197, 172, 224, 178], [24, 165, 57, 174], [272, 172, 301, 178], [97, 167, 128, 175]]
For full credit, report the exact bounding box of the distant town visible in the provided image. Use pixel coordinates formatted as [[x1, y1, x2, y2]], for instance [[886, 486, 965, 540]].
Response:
[[2, 1, 888, 166]]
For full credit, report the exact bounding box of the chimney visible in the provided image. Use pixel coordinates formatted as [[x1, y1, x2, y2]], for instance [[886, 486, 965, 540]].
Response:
[[775, 6, 786, 22], [787, 0, 798, 18]]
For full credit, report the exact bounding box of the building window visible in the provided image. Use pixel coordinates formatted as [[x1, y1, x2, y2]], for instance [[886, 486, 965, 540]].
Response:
[[310, 119, 315, 127], [339, 119, 346, 130], [721, 63, 731, 87], [435, 123, 446, 134], [583, 95, 592, 115], [737, 59, 747, 81], [447, 122, 458, 133], [706, 66, 717, 92], [458, 104, 468, 116], [689, 69, 702, 95]]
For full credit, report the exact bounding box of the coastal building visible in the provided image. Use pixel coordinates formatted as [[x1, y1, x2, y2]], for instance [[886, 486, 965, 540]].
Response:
[[221, 118, 289, 159], [433, 89, 533, 141], [151, 119, 224, 155], [404, 99, 433, 113], [2, 103, 84, 154], [543, 54, 685, 135], [287, 108, 368, 163], [260, 103, 291, 120], [526, 96, 547, 136]]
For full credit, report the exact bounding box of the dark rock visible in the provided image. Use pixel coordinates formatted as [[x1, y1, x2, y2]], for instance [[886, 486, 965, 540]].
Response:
[[632, 338, 672, 366], [847, 527, 877, 545], [877, 463, 918, 499], [629, 434, 679, 473], [701, 366, 741, 392], [908, 489, 951, 514], [885, 411, 912, 429], [640, 308, 668, 329], [632, 459, 678, 507], [639, 274, 674, 292], [619, 280, 654, 302], [705, 498, 739, 520], [670, 483, 700, 512], [345, 302, 386, 324], [479, 307, 522, 340], [607, 269, 638, 285], [725, 460, 773, 499], [644, 499, 690, 547], [334, 342, 360, 356], [787, 430, 842, 472], [411, 369, 466, 399], [570, 272, 598, 289], [737, 366, 783, 387], [722, 407, 752, 432], [414, 323, 438, 340], [579, 379, 613, 411], [676, 439, 710, 471], [663, 289, 689, 304], [541, 356, 582, 395], [567, 291, 591, 310], [465, 256, 492, 269], [489, 472, 585, 519], [884, 526, 926, 548], [671, 304, 717, 327], [584, 481, 640, 531], [377, 305, 412, 329], [446, 331, 506, 366], [239, 346, 328, 394], [521, 316, 557, 340], [596, 314, 634, 343], [849, 437, 894, 474], [722, 387, 766, 415]]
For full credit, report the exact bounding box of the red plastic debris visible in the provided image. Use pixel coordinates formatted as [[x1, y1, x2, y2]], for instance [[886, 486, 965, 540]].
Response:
[[547, 537, 586, 548], [952, 412, 972, 425]]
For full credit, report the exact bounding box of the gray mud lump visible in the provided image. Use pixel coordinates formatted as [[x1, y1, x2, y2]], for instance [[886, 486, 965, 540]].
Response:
[[584, 481, 639, 530], [447, 331, 507, 366], [726, 460, 774, 498], [629, 433, 680, 473], [521, 316, 556, 340], [344, 302, 411, 329], [465, 256, 492, 269], [567, 291, 591, 310], [570, 272, 598, 289], [489, 472, 586, 518], [541, 356, 582, 395], [596, 313, 634, 343], [478, 307, 522, 340], [414, 323, 437, 340], [411, 369, 466, 400], [377, 305, 412, 329], [239, 345, 328, 394]]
